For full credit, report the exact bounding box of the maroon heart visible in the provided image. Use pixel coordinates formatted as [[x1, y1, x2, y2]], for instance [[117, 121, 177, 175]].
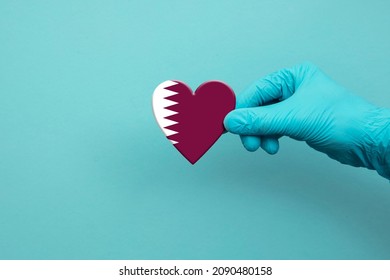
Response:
[[153, 80, 236, 164]]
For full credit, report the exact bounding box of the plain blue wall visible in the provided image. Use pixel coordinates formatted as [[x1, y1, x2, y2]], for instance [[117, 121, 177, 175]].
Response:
[[1, 0, 390, 259]]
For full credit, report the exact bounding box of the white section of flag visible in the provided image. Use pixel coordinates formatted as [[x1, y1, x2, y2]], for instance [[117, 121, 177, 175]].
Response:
[[152, 80, 179, 139]]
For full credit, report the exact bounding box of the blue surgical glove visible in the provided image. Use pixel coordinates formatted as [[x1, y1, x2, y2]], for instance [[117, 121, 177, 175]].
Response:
[[224, 62, 390, 179]]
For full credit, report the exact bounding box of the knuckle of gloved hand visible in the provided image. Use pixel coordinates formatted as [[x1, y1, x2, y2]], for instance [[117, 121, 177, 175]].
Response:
[[245, 110, 261, 135]]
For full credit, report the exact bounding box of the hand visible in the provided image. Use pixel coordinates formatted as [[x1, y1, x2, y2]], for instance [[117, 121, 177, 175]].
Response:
[[224, 62, 390, 179]]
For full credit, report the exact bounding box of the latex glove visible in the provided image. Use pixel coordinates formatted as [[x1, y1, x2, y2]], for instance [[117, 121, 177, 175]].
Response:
[[224, 62, 390, 179]]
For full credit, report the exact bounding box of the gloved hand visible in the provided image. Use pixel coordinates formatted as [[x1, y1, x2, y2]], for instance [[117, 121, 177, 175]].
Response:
[[224, 62, 390, 179]]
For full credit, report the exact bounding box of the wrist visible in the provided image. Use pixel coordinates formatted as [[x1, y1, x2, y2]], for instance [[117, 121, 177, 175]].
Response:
[[365, 107, 390, 179]]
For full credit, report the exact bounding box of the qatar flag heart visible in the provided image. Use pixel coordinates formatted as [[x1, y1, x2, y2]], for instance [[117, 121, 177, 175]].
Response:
[[152, 80, 236, 164]]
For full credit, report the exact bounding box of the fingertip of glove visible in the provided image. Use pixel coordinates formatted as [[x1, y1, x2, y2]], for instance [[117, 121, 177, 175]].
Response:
[[265, 146, 279, 155], [241, 135, 261, 152], [224, 111, 243, 134], [262, 140, 279, 155], [244, 144, 260, 152]]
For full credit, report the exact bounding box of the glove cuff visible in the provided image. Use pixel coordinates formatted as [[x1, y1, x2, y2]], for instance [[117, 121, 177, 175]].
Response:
[[366, 108, 390, 179]]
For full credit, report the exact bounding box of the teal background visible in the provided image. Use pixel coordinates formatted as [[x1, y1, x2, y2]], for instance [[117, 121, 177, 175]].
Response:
[[1, 0, 390, 259]]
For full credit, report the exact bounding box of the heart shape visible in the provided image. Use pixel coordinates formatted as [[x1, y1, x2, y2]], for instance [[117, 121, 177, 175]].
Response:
[[152, 80, 236, 164]]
